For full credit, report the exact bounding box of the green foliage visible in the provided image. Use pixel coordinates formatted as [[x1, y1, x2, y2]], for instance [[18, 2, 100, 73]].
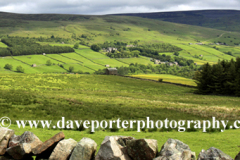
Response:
[[4, 63, 13, 70], [69, 66, 74, 72], [73, 43, 79, 49], [158, 78, 163, 82], [90, 44, 101, 52], [195, 58, 240, 96], [46, 60, 52, 66], [95, 63, 198, 78], [174, 52, 180, 56], [0, 37, 74, 56], [0, 48, 11, 56], [16, 65, 24, 73], [106, 50, 140, 58]]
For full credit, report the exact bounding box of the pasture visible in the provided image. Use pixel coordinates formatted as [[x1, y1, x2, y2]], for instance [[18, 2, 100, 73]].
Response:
[[0, 42, 8, 48], [0, 74, 240, 158], [131, 74, 196, 86]]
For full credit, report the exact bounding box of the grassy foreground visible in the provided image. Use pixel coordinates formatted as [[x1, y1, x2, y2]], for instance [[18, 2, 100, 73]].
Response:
[[0, 74, 240, 157]]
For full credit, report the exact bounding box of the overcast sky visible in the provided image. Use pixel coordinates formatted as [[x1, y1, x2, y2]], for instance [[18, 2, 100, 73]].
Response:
[[0, 0, 239, 15]]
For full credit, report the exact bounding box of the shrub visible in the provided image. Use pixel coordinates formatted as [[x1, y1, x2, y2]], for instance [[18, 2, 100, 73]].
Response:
[[16, 66, 24, 73], [4, 64, 13, 70], [90, 44, 101, 52], [46, 60, 52, 66], [59, 64, 64, 68], [77, 70, 83, 74], [69, 66, 74, 72], [174, 52, 180, 56], [158, 78, 163, 82], [73, 43, 79, 49]]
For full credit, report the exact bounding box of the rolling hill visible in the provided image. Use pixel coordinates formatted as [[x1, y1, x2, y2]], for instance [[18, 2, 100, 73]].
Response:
[[115, 10, 240, 32], [0, 11, 240, 75]]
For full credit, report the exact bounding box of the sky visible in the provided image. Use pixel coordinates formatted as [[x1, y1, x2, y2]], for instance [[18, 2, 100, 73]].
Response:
[[0, 0, 239, 15]]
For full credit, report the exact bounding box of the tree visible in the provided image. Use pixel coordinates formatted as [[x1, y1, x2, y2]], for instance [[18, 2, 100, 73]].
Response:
[[174, 52, 179, 56], [195, 63, 213, 94], [4, 64, 13, 70], [16, 66, 24, 73], [69, 66, 74, 72], [73, 43, 79, 49], [91, 44, 101, 52], [46, 60, 52, 66]]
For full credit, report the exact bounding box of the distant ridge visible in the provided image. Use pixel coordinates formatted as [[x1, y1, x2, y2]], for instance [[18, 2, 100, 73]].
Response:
[[113, 10, 240, 32]]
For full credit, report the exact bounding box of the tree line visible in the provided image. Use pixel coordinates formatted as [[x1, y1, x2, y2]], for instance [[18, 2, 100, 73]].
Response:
[[106, 50, 140, 58], [95, 63, 198, 78], [194, 58, 240, 96], [0, 37, 74, 56]]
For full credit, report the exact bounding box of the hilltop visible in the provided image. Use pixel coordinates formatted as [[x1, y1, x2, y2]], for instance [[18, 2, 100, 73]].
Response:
[[115, 10, 240, 32]]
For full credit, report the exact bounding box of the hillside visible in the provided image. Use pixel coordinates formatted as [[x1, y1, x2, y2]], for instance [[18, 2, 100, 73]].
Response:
[[0, 12, 240, 75], [115, 10, 240, 32], [1, 11, 240, 45], [1, 74, 240, 157]]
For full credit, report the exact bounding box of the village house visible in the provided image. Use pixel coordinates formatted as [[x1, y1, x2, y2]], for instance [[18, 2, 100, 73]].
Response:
[[154, 60, 161, 64], [106, 68, 118, 75], [103, 47, 118, 53]]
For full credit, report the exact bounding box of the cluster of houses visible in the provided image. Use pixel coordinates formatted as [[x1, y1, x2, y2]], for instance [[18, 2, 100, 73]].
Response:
[[102, 47, 118, 53]]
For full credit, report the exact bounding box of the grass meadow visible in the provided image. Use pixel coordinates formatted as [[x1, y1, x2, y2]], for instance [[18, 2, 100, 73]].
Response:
[[131, 74, 197, 86], [0, 74, 240, 158]]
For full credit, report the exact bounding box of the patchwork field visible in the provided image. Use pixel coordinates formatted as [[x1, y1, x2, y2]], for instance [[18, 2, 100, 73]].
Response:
[[131, 74, 196, 86], [117, 57, 154, 65], [175, 44, 235, 63]]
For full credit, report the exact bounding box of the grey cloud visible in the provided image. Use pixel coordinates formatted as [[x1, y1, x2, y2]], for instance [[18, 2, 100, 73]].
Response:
[[0, 0, 239, 15]]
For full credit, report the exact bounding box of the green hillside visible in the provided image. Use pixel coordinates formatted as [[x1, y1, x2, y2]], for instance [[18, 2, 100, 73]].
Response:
[[1, 74, 240, 157], [116, 10, 240, 32], [0, 12, 240, 80]]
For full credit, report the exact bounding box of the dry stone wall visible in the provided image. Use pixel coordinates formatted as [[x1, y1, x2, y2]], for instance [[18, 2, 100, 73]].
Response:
[[0, 128, 237, 160]]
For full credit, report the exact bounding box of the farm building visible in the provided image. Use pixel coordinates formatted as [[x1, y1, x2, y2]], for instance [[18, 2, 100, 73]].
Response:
[[154, 60, 161, 64], [106, 47, 117, 53], [43, 53, 46, 55], [106, 68, 118, 75]]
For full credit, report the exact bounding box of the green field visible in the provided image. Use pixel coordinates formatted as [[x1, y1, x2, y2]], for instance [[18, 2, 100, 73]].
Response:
[[0, 42, 8, 48], [0, 57, 39, 73], [214, 45, 240, 57], [75, 49, 110, 59], [13, 55, 60, 65], [117, 57, 154, 65], [61, 53, 105, 71], [131, 74, 196, 86], [0, 74, 240, 158]]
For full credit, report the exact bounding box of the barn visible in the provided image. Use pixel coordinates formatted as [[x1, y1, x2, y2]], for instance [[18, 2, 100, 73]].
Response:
[[106, 68, 118, 75]]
